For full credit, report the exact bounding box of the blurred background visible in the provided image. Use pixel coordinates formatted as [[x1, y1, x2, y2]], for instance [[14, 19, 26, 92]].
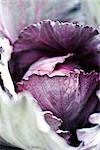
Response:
[[0, 0, 100, 42]]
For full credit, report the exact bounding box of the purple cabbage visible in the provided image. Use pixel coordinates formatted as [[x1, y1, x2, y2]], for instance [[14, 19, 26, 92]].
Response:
[[8, 20, 100, 145]]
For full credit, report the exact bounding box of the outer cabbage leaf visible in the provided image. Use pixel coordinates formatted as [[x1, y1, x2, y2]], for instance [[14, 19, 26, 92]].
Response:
[[77, 112, 100, 150], [0, 36, 16, 99], [0, 88, 77, 150]]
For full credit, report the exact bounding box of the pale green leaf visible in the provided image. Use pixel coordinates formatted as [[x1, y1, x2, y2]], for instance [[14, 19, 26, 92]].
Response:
[[81, 0, 100, 29], [0, 88, 77, 150]]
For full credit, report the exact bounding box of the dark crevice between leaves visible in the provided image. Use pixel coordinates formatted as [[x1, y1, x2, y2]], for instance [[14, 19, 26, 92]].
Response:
[[0, 144, 22, 150], [0, 72, 13, 99], [0, 72, 5, 91]]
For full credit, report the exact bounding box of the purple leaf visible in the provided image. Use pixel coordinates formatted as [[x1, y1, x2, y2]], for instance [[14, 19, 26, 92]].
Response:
[[22, 54, 74, 80], [9, 20, 99, 83], [44, 111, 62, 131], [17, 70, 99, 131], [13, 20, 99, 54]]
